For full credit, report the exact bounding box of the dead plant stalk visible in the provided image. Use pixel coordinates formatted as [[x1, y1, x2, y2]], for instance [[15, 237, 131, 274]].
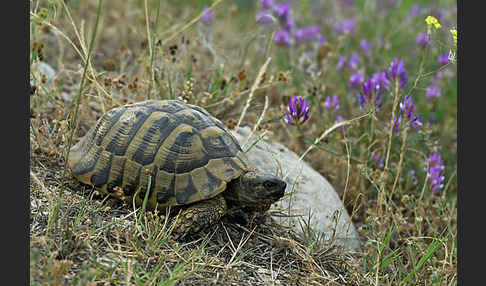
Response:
[[237, 57, 272, 128], [284, 112, 370, 181]]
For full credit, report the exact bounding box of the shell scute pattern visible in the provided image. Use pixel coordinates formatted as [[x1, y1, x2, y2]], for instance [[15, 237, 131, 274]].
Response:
[[68, 100, 249, 209], [103, 108, 152, 156]]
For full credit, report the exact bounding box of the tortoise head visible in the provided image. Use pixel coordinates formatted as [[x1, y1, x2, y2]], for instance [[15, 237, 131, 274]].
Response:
[[225, 171, 286, 206]]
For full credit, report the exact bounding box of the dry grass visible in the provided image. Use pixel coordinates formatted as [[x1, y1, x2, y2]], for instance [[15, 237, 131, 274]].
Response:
[[30, 153, 358, 285]]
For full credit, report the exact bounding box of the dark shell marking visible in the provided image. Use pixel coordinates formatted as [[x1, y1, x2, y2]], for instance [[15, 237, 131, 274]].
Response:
[[68, 100, 249, 210]]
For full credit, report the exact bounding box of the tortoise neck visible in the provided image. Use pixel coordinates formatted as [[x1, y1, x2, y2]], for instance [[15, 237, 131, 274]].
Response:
[[223, 177, 243, 205]]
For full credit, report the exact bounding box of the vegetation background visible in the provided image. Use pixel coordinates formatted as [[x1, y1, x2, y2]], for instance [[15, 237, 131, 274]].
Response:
[[30, 0, 457, 284]]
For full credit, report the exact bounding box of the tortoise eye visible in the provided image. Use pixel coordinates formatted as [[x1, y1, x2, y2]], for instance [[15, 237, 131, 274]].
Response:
[[263, 181, 277, 189]]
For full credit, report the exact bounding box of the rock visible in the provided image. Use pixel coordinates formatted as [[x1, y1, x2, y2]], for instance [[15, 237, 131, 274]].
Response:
[[231, 127, 361, 252], [30, 61, 56, 90]]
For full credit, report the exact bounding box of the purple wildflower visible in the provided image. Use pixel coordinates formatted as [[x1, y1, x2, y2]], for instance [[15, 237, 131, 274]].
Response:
[[349, 70, 364, 89], [388, 58, 405, 78], [261, 0, 274, 9], [387, 57, 408, 88], [426, 152, 445, 195], [371, 151, 385, 169], [409, 4, 421, 18], [361, 77, 375, 98], [409, 114, 424, 129], [426, 85, 441, 100], [323, 94, 340, 112], [395, 94, 422, 131], [359, 76, 386, 110], [392, 116, 401, 134], [317, 34, 327, 45], [283, 14, 294, 30], [358, 93, 366, 107], [332, 18, 355, 34], [274, 29, 291, 46], [200, 6, 215, 25], [378, 157, 384, 169], [433, 69, 446, 82], [348, 52, 359, 69], [335, 115, 346, 136], [294, 28, 306, 42], [274, 2, 291, 20], [323, 96, 331, 109], [295, 25, 320, 43], [256, 10, 274, 25], [416, 32, 429, 47], [399, 95, 415, 119], [336, 55, 347, 70], [372, 71, 389, 91], [266, 1, 294, 31], [360, 38, 372, 53], [285, 96, 310, 125], [431, 7, 445, 19], [334, 95, 341, 105], [342, 18, 356, 34], [438, 53, 450, 66]]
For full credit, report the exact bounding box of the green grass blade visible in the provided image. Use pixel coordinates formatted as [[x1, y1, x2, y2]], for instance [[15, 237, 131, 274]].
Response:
[[399, 232, 447, 285], [64, 0, 104, 177]]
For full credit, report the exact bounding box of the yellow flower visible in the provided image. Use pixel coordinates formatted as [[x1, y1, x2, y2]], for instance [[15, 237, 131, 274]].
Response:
[[425, 16, 441, 29], [450, 28, 457, 44]]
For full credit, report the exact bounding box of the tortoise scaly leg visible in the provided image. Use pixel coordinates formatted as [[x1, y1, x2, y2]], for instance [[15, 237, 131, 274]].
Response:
[[172, 194, 227, 238]]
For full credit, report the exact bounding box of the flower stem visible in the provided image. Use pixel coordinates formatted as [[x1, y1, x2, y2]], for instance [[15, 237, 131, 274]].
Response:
[[391, 126, 409, 196], [369, 105, 376, 146], [383, 78, 400, 175], [377, 78, 400, 210]]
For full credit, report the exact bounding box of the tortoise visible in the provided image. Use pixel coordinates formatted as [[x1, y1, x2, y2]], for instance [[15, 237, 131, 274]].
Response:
[[68, 100, 286, 236]]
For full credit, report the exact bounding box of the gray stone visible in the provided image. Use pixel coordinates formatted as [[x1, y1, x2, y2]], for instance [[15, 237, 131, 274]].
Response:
[[30, 61, 56, 90], [231, 126, 361, 252]]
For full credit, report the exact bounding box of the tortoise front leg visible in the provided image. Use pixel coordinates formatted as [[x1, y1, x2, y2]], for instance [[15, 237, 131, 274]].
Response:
[[172, 194, 227, 238]]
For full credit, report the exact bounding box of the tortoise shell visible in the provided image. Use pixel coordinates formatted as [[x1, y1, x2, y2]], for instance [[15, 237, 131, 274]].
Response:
[[68, 100, 250, 210]]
